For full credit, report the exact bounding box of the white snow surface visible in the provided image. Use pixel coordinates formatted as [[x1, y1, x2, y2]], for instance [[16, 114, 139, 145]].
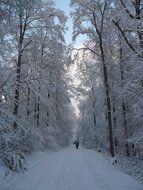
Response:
[[1, 147, 143, 190]]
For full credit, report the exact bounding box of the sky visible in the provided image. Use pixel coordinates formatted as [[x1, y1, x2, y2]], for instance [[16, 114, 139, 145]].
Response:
[[55, 1, 83, 120], [55, 0, 86, 46], [55, 0, 73, 44]]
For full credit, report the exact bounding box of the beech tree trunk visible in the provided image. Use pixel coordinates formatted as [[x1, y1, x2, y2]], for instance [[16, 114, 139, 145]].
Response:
[[119, 38, 130, 157], [27, 86, 30, 117], [112, 95, 118, 153], [37, 85, 40, 127], [91, 2, 115, 157], [12, 1, 32, 129], [13, 1, 25, 129], [99, 36, 115, 157], [13, 46, 22, 129]]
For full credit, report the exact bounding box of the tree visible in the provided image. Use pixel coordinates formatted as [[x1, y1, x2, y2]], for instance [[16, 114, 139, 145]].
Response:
[[71, 0, 143, 159], [0, 0, 73, 171], [71, 0, 115, 157]]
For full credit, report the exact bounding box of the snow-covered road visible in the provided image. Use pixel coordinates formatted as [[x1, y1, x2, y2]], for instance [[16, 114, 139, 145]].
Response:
[[5, 147, 143, 190]]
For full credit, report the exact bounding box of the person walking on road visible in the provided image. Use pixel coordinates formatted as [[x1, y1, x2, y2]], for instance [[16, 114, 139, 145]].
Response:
[[75, 140, 79, 149]]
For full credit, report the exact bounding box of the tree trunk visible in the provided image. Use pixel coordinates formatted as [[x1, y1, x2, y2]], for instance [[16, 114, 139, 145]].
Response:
[[134, 0, 143, 50], [37, 85, 40, 127], [119, 38, 130, 157], [27, 85, 30, 117], [99, 36, 115, 157], [92, 87, 96, 128], [112, 95, 118, 153], [13, 53, 22, 129], [13, 1, 23, 129], [0, 64, 2, 103], [34, 100, 37, 122], [47, 93, 50, 127], [47, 110, 49, 127]]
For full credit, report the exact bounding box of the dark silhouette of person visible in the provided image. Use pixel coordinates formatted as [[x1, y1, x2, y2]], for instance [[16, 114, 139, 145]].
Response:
[[75, 140, 79, 149]]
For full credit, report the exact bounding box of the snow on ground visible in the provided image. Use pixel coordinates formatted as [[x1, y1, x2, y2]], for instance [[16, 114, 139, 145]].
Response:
[[0, 147, 143, 190]]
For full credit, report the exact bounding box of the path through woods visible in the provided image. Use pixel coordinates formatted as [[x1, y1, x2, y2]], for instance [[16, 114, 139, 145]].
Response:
[[5, 147, 143, 190]]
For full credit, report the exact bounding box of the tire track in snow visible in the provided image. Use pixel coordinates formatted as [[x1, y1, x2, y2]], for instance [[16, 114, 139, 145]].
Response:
[[4, 147, 143, 190], [81, 151, 110, 190]]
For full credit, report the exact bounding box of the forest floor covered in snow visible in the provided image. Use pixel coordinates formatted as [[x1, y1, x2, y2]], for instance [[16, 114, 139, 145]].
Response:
[[112, 154, 143, 183], [0, 147, 143, 190]]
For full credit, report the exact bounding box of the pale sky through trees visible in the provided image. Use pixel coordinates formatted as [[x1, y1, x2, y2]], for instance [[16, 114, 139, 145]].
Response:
[[55, 0, 72, 44], [55, 1, 81, 118], [55, 0, 86, 46]]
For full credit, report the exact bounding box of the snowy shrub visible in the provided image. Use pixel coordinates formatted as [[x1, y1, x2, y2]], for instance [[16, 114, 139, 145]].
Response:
[[0, 122, 43, 171], [115, 155, 143, 183], [1, 151, 26, 172], [0, 127, 26, 171]]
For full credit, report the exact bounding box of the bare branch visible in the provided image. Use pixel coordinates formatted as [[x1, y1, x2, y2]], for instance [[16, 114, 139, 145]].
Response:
[[112, 20, 138, 55], [119, 0, 135, 19]]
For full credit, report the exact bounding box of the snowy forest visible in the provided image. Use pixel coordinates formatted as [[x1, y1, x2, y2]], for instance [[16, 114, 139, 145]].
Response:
[[72, 0, 143, 158], [0, 0, 143, 189], [0, 0, 73, 171]]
